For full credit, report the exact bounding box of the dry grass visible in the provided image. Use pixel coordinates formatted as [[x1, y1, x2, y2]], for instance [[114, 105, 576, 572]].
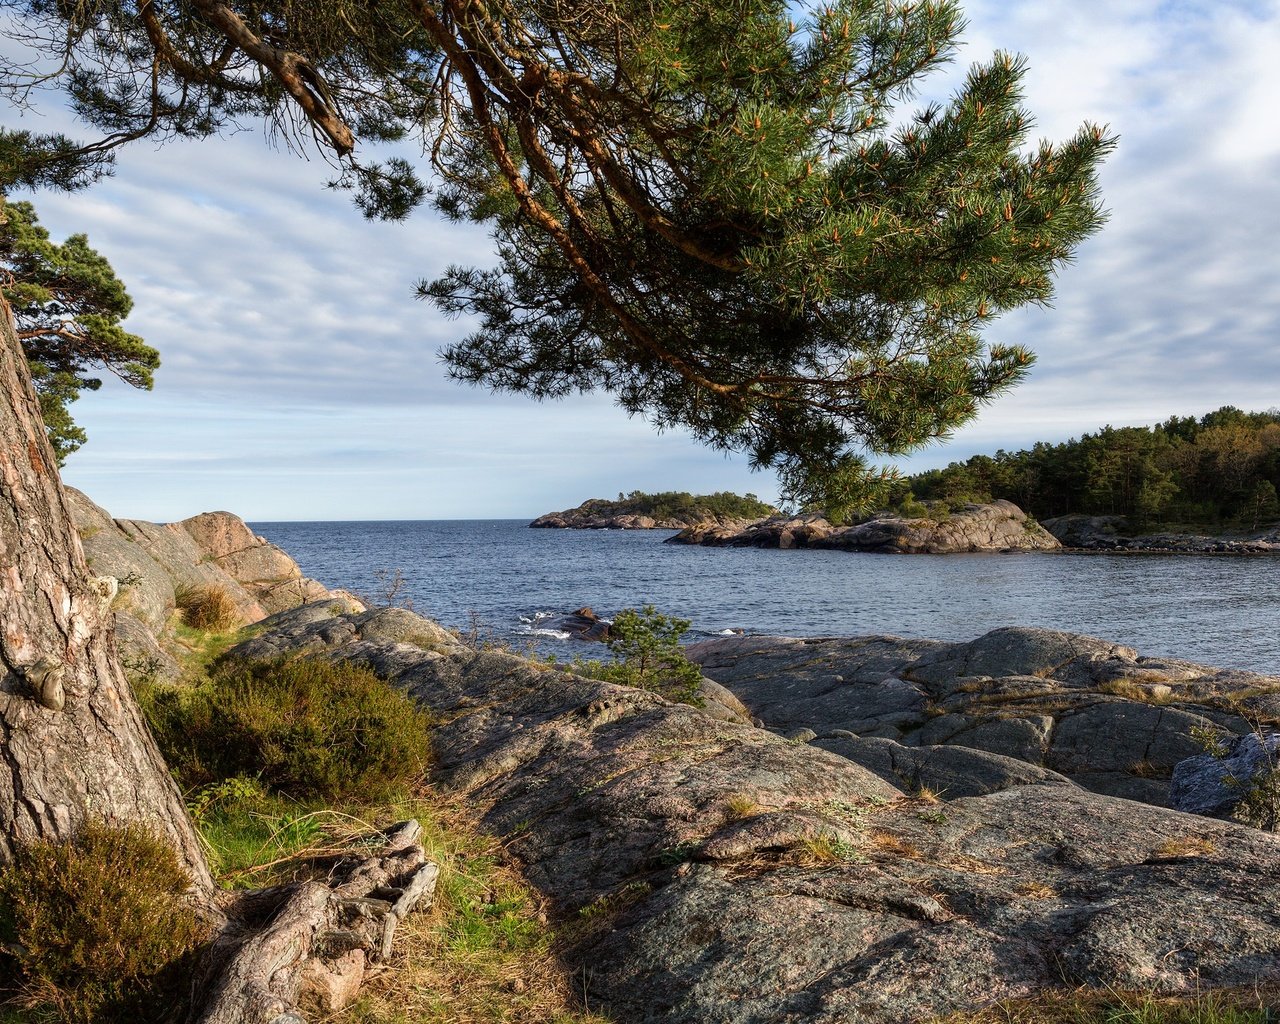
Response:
[[930, 985, 1278, 1023], [182, 790, 610, 1024], [1012, 880, 1058, 900], [1098, 680, 1175, 705], [797, 832, 867, 865], [1154, 837, 1217, 859], [336, 799, 611, 1024], [174, 583, 242, 632], [1128, 760, 1172, 780], [868, 831, 925, 860], [723, 794, 760, 820]]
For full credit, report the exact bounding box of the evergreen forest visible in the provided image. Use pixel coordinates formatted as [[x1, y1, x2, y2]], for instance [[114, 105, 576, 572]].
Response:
[[579, 490, 778, 521], [892, 406, 1280, 531]]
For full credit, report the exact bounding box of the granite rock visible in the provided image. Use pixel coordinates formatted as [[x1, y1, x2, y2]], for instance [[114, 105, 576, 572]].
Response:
[[687, 626, 1279, 809], [1171, 731, 1280, 819], [670, 501, 1061, 553], [224, 604, 1280, 1023]]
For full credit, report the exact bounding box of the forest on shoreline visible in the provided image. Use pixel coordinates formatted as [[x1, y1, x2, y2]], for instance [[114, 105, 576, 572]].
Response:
[[891, 406, 1280, 532]]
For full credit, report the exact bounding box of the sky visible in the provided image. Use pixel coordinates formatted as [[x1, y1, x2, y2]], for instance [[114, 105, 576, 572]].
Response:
[[4, 0, 1279, 521]]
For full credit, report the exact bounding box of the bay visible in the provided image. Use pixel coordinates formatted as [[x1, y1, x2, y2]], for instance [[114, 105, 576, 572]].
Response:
[[252, 520, 1280, 674]]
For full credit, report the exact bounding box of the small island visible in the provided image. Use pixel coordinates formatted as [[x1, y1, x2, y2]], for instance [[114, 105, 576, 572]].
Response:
[[530, 489, 777, 530]]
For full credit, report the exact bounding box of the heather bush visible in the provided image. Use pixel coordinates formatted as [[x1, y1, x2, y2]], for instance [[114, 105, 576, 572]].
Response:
[[0, 821, 206, 1022], [143, 657, 432, 800]]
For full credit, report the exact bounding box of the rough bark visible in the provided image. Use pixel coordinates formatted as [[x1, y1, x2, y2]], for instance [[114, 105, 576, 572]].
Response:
[[0, 297, 212, 889], [0, 300, 438, 1020]]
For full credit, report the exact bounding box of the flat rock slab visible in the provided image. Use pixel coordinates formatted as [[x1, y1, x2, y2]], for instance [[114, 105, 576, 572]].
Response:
[[814, 734, 1074, 799], [231, 605, 1280, 1023], [687, 635, 942, 735], [688, 626, 1280, 809]]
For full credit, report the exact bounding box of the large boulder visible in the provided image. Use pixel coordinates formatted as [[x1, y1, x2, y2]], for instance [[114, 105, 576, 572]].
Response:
[[903, 626, 1138, 691], [1046, 702, 1217, 776], [114, 516, 267, 623], [686, 635, 942, 737], [179, 510, 332, 614]]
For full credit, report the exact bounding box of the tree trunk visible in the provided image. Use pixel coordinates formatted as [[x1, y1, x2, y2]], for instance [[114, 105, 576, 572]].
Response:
[[0, 296, 212, 890]]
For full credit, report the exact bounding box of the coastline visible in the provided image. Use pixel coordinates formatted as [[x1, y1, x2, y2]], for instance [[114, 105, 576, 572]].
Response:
[[61, 487, 1280, 1020], [533, 501, 1280, 555]]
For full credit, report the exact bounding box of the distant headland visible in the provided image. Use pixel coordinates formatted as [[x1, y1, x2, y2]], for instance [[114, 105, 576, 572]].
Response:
[[530, 490, 777, 530]]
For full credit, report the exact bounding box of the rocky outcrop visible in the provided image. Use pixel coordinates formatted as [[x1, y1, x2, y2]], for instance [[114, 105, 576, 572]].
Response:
[[67, 487, 351, 681], [670, 500, 1061, 553], [686, 626, 1277, 806], [1043, 513, 1280, 553], [180, 510, 332, 613], [542, 606, 612, 641], [531, 510, 664, 529], [1171, 731, 1280, 819], [530, 509, 766, 531], [223, 604, 1280, 1023]]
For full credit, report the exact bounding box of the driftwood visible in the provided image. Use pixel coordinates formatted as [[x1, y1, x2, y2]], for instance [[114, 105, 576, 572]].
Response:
[[195, 820, 438, 1023]]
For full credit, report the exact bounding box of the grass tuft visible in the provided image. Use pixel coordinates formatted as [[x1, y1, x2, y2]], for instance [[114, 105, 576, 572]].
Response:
[[723, 794, 760, 820], [175, 583, 242, 632]]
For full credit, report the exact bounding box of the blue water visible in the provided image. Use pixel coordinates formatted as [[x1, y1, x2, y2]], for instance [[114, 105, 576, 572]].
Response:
[[250, 520, 1280, 674]]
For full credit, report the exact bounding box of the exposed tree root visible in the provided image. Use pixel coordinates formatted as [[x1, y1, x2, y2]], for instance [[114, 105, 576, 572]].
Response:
[[195, 819, 437, 1023]]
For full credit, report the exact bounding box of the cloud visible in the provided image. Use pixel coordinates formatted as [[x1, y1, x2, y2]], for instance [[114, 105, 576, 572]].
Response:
[[6, 0, 1280, 515], [890, 0, 1280, 467]]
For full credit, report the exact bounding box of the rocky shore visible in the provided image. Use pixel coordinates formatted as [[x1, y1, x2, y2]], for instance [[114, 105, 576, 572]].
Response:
[[1043, 513, 1280, 553], [78, 493, 1280, 1021], [226, 603, 1278, 1022], [670, 499, 1060, 553], [67, 487, 355, 680], [531, 508, 750, 530], [663, 501, 1280, 556], [530, 492, 776, 530]]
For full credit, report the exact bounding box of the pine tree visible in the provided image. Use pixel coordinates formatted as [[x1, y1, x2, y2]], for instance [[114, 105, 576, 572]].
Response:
[[0, 199, 158, 463], [2, 0, 1113, 516]]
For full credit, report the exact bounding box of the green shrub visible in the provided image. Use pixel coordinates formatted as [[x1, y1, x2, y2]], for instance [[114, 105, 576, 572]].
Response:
[[0, 821, 206, 1022], [572, 605, 704, 706], [174, 582, 242, 632], [144, 657, 432, 800]]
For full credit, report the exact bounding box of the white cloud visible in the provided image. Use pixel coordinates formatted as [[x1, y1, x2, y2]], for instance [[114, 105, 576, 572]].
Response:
[[6, 0, 1280, 516]]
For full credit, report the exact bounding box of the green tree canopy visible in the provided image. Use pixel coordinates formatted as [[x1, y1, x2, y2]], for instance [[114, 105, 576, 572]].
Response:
[[893, 406, 1280, 531], [0, 198, 158, 463], [2, 1, 1113, 511]]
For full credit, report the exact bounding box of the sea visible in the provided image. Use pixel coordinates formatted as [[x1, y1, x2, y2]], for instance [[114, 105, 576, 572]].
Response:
[[250, 520, 1280, 675]]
